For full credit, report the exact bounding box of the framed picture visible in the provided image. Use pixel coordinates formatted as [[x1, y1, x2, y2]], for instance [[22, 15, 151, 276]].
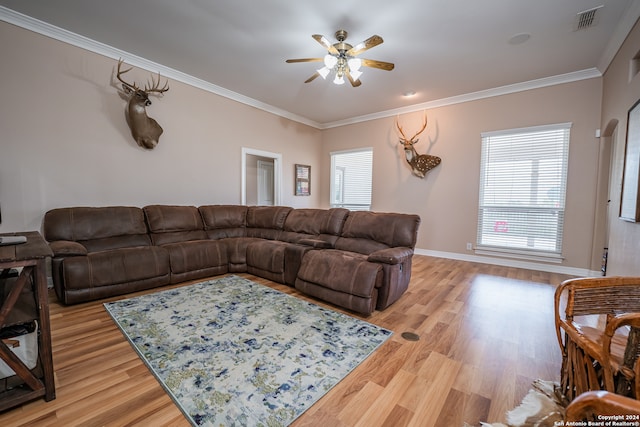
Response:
[[620, 99, 640, 222], [295, 164, 310, 196]]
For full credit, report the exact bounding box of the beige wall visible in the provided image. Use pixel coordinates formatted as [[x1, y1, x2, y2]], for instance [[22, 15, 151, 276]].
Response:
[[0, 22, 322, 233], [601, 19, 640, 276], [0, 19, 617, 274], [321, 79, 603, 272]]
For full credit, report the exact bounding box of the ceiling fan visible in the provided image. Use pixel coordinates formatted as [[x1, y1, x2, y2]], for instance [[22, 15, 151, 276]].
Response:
[[286, 30, 394, 87]]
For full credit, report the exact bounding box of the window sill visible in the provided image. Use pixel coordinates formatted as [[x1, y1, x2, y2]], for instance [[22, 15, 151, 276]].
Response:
[[474, 246, 564, 264]]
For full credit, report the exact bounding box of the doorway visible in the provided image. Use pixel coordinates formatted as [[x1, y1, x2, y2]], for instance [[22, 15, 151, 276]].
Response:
[[591, 120, 618, 274], [241, 148, 282, 206]]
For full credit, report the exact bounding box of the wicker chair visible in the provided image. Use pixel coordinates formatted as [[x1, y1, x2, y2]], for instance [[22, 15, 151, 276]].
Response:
[[554, 277, 640, 401], [565, 390, 640, 421]]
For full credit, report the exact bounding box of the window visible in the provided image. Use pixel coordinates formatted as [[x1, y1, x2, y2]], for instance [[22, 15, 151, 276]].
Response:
[[330, 148, 373, 211], [477, 123, 571, 259]]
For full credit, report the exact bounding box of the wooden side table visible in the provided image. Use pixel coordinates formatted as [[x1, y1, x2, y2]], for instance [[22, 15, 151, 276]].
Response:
[[0, 231, 55, 411]]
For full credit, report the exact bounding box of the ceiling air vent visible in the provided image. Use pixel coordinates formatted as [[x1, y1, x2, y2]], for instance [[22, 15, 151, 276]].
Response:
[[574, 5, 603, 31]]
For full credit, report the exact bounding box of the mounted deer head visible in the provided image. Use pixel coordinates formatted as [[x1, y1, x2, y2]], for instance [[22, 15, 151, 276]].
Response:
[[395, 113, 441, 178], [116, 59, 169, 150]]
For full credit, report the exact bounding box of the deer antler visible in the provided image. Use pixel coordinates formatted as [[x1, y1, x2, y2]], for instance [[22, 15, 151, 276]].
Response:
[[116, 59, 139, 91], [396, 112, 428, 143], [145, 72, 169, 94], [116, 59, 169, 94], [395, 116, 409, 141]]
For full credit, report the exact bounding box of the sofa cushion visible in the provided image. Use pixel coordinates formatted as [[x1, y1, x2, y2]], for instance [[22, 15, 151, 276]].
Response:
[[245, 206, 292, 240], [43, 206, 148, 242], [61, 246, 170, 290], [199, 205, 248, 239], [222, 237, 263, 272], [279, 208, 348, 244], [335, 211, 421, 255], [246, 240, 287, 274], [161, 240, 227, 274], [144, 205, 207, 245], [296, 249, 382, 298]]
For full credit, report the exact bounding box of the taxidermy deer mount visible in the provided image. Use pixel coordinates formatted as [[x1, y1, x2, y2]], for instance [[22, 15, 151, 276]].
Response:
[[395, 113, 441, 178], [116, 59, 169, 150]]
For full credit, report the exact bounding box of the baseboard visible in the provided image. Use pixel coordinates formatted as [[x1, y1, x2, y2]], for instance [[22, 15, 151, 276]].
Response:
[[414, 248, 600, 277]]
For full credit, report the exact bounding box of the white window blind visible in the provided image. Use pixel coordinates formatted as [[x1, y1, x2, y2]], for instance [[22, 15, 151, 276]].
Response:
[[330, 148, 373, 211], [477, 123, 571, 258]]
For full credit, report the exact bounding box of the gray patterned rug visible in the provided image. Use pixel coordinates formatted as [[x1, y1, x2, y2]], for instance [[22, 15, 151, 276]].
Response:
[[104, 275, 392, 426]]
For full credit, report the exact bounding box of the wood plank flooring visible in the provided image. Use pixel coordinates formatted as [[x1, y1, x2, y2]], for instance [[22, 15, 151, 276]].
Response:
[[0, 255, 573, 426]]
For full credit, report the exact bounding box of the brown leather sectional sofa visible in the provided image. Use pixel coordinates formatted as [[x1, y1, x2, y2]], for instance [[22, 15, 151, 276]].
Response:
[[43, 205, 420, 315]]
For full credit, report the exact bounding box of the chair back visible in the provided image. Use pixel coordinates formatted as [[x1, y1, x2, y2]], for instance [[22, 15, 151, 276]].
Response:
[[559, 277, 640, 321], [554, 276, 640, 400]]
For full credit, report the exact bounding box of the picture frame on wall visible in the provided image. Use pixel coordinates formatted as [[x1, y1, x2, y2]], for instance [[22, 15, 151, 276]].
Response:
[[295, 164, 311, 196], [620, 99, 640, 222]]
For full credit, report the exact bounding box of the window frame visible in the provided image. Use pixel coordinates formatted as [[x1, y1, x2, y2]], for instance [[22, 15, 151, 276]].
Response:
[[330, 148, 373, 211], [476, 122, 571, 261]]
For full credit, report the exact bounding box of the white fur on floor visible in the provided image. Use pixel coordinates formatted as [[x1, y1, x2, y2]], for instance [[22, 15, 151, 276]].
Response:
[[472, 380, 567, 427]]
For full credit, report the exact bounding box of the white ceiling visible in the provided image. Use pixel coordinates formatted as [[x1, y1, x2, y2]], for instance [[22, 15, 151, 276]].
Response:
[[1, 0, 639, 128]]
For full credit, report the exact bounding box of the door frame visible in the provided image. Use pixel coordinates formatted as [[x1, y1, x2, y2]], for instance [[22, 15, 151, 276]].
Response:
[[241, 147, 282, 206]]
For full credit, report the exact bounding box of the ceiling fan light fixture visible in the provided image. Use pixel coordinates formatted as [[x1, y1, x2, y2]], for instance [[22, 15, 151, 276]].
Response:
[[333, 74, 345, 85], [317, 67, 331, 79], [324, 54, 338, 69], [347, 58, 362, 72]]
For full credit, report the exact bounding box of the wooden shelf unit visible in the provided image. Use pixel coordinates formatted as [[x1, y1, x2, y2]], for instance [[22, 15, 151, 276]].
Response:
[[0, 231, 55, 412]]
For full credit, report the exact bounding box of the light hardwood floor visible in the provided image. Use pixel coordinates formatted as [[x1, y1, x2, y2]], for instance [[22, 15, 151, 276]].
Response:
[[0, 255, 573, 426]]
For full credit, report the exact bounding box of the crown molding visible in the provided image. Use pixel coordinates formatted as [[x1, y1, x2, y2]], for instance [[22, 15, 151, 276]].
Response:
[[0, 7, 322, 130], [320, 68, 602, 129], [0, 6, 606, 130]]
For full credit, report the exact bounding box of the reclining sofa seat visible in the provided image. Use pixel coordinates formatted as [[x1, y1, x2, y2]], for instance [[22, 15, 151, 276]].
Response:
[[43, 206, 170, 305], [143, 205, 228, 284], [199, 204, 254, 273], [199, 205, 292, 282], [245, 207, 349, 285], [295, 211, 421, 315]]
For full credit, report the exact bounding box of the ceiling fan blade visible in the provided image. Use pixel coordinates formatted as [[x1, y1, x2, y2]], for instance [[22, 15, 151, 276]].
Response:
[[361, 58, 395, 71], [304, 72, 321, 83], [286, 58, 323, 63], [345, 69, 362, 87], [346, 35, 383, 56], [312, 34, 339, 55]]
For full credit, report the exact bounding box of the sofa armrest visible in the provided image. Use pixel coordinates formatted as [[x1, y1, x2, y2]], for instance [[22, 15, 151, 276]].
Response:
[[299, 238, 334, 249], [49, 240, 88, 257], [368, 247, 414, 265]]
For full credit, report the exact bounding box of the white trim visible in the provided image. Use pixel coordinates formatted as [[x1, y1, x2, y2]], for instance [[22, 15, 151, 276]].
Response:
[[0, 6, 321, 130], [241, 147, 282, 206], [329, 147, 374, 156], [474, 247, 563, 263], [414, 248, 599, 277], [481, 122, 572, 138], [0, 6, 608, 130], [320, 70, 600, 129]]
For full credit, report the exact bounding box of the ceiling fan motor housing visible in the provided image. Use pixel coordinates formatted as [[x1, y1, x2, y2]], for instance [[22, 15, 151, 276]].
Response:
[[334, 30, 352, 52]]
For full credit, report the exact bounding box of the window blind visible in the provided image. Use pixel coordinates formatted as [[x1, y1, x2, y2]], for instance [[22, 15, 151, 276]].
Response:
[[330, 148, 373, 211], [477, 123, 571, 258]]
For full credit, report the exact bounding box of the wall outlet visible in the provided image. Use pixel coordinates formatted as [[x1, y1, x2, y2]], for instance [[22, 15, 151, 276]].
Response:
[[466, 242, 473, 250]]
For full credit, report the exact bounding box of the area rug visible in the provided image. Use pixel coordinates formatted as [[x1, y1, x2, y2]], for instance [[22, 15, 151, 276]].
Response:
[[103, 275, 392, 426]]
